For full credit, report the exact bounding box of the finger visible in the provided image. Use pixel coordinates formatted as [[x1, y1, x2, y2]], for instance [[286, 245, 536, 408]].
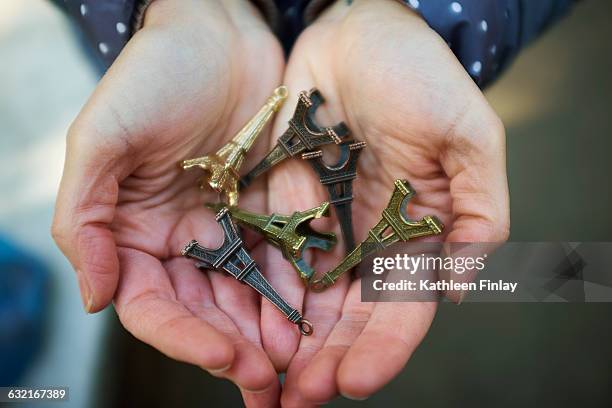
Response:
[[336, 300, 437, 400], [114, 248, 234, 372], [240, 384, 282, 408], [164, 255, 278, 395], [51, 112, 138, 312], [260, 241, 306, 371], [281, 250, 349, 407], [438, 241, 498, 303], [297, 283, 372, 403], [440, 112, 510, 302], [50, 32, 172, 313]]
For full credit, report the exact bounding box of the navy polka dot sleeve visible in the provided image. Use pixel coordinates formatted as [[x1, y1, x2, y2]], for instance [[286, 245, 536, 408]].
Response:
[[399, 0, 577, 87], [50, 0, 576, 87], [50, 0, 137, 68]]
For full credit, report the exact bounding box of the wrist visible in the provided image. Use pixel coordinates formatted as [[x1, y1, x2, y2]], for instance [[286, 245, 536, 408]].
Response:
[[141, 0, 225, 29], [141, 0, 267, 32]]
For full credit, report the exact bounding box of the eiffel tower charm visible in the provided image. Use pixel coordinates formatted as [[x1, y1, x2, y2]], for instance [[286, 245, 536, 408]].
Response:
[[303, 140, 366, 254], [181, 86, 288, 206], [240, 88, 350, 188], [310, 179, 444, 292], [182, 208, 313, 335], [207, 202, 337, 283]]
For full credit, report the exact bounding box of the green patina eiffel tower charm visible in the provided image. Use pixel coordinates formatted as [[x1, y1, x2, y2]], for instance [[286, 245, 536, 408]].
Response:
[[310, 179, 445, 292], [206, 202, 337, 284]]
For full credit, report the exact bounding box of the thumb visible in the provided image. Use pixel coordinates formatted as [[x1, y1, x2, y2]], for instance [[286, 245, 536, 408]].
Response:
[[440, 111, 510, 302], [52, 112, 134, 313]]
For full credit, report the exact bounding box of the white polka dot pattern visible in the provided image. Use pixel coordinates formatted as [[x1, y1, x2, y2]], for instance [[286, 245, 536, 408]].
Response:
[[98, 42, 109, 54], [450, 2, 463, 13], [398, 0, 536, 87], [56, 0, 139, 68], [116, 22, 127, 34], [53, 0, 578, 83]]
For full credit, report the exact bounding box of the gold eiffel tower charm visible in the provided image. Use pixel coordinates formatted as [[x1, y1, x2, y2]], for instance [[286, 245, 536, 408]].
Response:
[[181, 86, 288, 206], [310, 179, 444, 292], [206, 202, 337, 283]]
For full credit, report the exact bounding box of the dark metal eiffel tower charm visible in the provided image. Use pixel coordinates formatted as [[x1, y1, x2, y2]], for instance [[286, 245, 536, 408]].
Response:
[[240, 88, 350, 188], [182, 208, 313, 335], [302, 140, 366, 254], [207, 202, 337, 284], [310, 179, 444, 292]]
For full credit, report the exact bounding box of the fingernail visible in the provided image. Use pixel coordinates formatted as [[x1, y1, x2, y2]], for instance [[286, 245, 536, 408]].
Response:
[[341, 393, 369, 401], [208, 363, 232, 375], [239, 385, 273, 395], [76, 269, 94, 313]]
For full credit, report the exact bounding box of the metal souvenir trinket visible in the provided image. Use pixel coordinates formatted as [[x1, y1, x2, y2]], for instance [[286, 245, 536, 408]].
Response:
[[303, 140, 366, 253], [182, 208, 313, 336], [310, 179, 444, 292], [207, 202, 337, 283], [181, 86, 288, 206], [240, 88, 350, 188]]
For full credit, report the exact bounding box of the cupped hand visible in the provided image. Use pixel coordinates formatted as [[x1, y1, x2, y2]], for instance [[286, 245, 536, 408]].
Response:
[[51, 0, 286, 405], [258, 0, 510, 405]]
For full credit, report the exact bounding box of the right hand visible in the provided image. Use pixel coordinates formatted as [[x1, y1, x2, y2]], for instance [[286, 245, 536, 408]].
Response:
[[257, 1, 510, 405], [51, 1, 284, 406]]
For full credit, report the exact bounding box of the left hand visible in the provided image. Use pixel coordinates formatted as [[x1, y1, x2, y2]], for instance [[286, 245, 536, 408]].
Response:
[[255, 0, 510, 405]]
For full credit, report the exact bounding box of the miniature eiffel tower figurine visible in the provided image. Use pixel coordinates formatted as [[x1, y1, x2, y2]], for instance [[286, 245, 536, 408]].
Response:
[[303, 140, 367, 254], [207, 202, 337, 283], [240, 88, 350, 188], [181, 86, 288, 206], [310, 179, 444, 292], [182, 208, 313, 336]]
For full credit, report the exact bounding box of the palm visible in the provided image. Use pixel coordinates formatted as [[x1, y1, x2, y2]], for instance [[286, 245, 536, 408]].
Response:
[[260, 1, 507, 405]]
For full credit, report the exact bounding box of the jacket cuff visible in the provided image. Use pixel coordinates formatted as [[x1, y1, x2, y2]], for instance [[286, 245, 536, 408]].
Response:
[[59, 0, 137, 70], [398, 0, 575, 88], [398, 0, 521, 88]]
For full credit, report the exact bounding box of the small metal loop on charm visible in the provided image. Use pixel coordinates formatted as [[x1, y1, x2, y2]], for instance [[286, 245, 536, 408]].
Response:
[[298, 319, 314, 336]]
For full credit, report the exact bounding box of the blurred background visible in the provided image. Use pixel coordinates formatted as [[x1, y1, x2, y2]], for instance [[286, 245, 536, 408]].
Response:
[[0, 0, 611, 407]]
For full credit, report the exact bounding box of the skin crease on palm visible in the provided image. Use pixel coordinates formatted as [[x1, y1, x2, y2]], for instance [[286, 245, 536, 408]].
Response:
[[51, 0, 510, 407]]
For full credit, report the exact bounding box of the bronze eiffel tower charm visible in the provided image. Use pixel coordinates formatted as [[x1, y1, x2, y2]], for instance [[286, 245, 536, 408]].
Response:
[[182, 208, 313, 335], [240, 88, 350, 188], [207, 202, 336, 283], [181, 86, 288, 206], [310, 179, 444, 292], [303, 140, 366, 254]]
